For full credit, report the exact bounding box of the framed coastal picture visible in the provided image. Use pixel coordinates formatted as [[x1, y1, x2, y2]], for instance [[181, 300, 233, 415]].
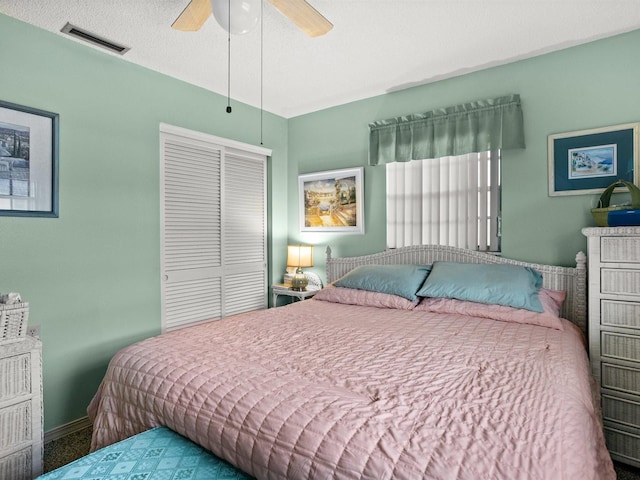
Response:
[[0, 100, 59, 217], [548, 122, 639, 196], [299, 167, 364, 234]]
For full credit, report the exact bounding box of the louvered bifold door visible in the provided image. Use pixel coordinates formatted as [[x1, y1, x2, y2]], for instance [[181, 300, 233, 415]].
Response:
[[161, 133, 223, 331], [222, 148, 267, 316]]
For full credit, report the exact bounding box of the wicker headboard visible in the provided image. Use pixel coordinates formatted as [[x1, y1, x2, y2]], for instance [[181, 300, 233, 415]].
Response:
[[326, 245, 587, 335]]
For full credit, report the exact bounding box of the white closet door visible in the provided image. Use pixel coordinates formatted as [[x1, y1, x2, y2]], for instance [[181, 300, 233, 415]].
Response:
[[160, 125, 269, 332], [222, 148, 267, 317]]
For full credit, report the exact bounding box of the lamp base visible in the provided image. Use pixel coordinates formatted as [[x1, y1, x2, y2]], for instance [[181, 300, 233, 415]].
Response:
[[290, 269, 308, 291]]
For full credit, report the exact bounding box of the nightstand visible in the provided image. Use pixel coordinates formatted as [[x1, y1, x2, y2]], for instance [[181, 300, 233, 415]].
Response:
[[272, 284, 320, 307]]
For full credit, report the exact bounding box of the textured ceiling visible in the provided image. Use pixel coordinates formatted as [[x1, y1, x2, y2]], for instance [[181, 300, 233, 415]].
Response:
[[2, 0, 640, 118]]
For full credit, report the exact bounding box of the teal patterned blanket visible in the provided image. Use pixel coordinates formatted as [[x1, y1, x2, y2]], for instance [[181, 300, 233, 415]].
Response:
[[37, 426, 252, 480]]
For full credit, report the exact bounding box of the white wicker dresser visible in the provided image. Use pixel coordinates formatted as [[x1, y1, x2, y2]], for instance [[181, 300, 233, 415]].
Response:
[[583, 226, 640, 467], [0, 335, 43, 479]]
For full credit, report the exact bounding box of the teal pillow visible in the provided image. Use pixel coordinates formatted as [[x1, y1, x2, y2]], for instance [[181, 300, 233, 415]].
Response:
[[416, 261, 544, 312], [334, 264, 432, 302]]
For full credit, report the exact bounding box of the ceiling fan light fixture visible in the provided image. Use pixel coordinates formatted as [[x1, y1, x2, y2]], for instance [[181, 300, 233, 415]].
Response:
[[211, 0, 261, 35]]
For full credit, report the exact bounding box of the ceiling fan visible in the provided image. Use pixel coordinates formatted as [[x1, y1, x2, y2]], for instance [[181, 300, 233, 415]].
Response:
[[172, 0, 333, 37]]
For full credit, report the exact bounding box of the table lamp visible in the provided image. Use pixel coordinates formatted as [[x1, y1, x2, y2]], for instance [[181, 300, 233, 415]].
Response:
[[287, 245, 314, 291]]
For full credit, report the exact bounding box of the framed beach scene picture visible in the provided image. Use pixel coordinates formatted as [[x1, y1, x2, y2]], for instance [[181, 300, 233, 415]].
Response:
[[299, 167, 364, 234], [548, 122, 639, 196]]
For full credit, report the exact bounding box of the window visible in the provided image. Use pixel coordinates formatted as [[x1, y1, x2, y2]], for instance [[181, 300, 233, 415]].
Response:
[[386, 150, 501, 252]]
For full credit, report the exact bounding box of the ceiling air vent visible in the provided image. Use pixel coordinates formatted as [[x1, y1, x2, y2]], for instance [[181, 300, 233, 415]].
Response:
[[60, 23, 130, 55]]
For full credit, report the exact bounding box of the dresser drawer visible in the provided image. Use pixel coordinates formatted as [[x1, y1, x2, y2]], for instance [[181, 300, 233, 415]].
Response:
[[602, 363, 640, 395], [0, 354, 31, 402], [602, 300, 640, 329], [603, 394, 640, 428], [602, 236, 640, 263], [602, 268, 640, 297], [605, 425, 640, 464], [0, 401, 32, 452], [0, 446, 31, 480], [602, 332, 640, 362]]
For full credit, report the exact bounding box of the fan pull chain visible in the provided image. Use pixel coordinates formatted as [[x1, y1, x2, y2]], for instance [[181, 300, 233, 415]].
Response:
[[260, 0, 264, 144], [226, 0, 232, 113]]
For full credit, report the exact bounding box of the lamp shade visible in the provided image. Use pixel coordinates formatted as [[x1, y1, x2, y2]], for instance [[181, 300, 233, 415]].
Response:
[[287, 245, 314, 268], [211, 0, 260, 35]]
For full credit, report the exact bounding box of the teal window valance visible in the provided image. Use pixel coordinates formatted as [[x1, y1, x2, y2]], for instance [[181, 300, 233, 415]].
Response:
[[368, 94, 525, 165]]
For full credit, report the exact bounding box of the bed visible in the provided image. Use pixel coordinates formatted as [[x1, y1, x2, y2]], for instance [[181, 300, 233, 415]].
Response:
[[88, 245, 614, 479]]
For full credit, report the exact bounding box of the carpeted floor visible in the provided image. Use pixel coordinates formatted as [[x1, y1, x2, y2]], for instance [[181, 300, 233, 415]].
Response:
[[619, 460, 640, 480], [43, 426, 94, 473], [44, 426, 640, 478]]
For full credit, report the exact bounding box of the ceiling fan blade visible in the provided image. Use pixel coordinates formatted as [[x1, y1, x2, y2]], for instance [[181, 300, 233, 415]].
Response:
[[268, 0, 333, 37], [172, 0, 212, 31]]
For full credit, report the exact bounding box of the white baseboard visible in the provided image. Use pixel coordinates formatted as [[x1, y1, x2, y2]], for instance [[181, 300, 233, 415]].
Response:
[[44, 416, 92, 444]]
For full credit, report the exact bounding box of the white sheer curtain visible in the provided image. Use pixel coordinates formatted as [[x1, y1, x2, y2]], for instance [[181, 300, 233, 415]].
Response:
[[386, 151, 500, 251]]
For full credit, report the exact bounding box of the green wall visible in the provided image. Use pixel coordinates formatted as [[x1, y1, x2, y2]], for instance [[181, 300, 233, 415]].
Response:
[[0, 14, 289, 432], [288, 28, 640, 278], [3, 11, 640, 435]]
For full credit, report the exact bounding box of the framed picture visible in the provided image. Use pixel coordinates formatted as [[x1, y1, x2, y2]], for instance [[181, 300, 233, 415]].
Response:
[[0, 100, 59, 217], [299, 167, 364, 234], [548, 122, 639, 196]]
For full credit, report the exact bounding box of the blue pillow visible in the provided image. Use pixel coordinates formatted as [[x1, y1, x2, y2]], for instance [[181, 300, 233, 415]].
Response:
[[415, 261, 544, 312], [334, 264, 432, 302]]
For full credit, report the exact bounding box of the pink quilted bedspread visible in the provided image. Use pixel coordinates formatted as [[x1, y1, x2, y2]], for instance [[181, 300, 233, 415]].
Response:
[[88, 300, 614, 479]]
